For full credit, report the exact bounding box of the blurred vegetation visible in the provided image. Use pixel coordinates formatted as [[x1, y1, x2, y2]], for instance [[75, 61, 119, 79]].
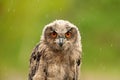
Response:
[[0, 0, 120, 80]]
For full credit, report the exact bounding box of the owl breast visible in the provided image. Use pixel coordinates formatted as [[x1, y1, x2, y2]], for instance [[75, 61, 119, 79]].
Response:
[[47, 63, 66, 80], [45, 52, 74, 80]]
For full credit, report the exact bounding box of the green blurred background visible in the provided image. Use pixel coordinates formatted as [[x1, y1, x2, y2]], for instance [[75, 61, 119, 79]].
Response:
[[0, 0, 120, 80]]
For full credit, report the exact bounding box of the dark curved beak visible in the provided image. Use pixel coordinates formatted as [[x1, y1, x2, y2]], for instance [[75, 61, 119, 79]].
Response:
[[59, 38, 64, 47]]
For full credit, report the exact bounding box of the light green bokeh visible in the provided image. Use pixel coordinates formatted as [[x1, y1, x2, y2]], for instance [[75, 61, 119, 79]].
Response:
[[0, 0, 120, 80]]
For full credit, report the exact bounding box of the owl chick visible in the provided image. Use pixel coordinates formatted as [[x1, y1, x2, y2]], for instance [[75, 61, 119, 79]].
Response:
[[28, 20, 82, 80]]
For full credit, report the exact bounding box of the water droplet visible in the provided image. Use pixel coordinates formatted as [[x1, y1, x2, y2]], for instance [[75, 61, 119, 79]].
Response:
[[13, 9, 15, 13], [110, 44, 113, 47], [8, 8, 10, 12], [36, 0, 40, 3], [100, 48, 102, 52], [45, 14, 49, 19], [59, 8, 62, 11]]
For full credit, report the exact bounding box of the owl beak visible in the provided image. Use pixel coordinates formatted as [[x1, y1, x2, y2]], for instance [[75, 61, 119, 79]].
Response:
[[58, 38, 64, 47]]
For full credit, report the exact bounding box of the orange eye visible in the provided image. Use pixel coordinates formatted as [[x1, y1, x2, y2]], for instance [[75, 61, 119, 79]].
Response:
[[51, 31, 57, 38], [65, 32, 71, 38]]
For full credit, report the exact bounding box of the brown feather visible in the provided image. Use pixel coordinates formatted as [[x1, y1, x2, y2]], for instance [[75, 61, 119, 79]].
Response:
[[28, 20, 82, 80]]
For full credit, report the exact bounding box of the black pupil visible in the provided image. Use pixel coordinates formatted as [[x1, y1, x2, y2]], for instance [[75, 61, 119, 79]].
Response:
[[67, 32, 70, 35], [53, 32, 56, 35]]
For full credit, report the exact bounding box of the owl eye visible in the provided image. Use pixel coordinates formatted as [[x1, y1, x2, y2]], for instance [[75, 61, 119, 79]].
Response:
[[65, 31, 72, 38], [51, 31, 57, 38]]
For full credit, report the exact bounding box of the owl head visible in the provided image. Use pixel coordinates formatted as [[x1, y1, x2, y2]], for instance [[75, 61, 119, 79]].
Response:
[[41, 20, 81, 52]]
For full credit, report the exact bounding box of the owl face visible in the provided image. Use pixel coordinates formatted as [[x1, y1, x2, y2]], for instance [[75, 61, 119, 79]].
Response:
[[42, 20, 80, 51]]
